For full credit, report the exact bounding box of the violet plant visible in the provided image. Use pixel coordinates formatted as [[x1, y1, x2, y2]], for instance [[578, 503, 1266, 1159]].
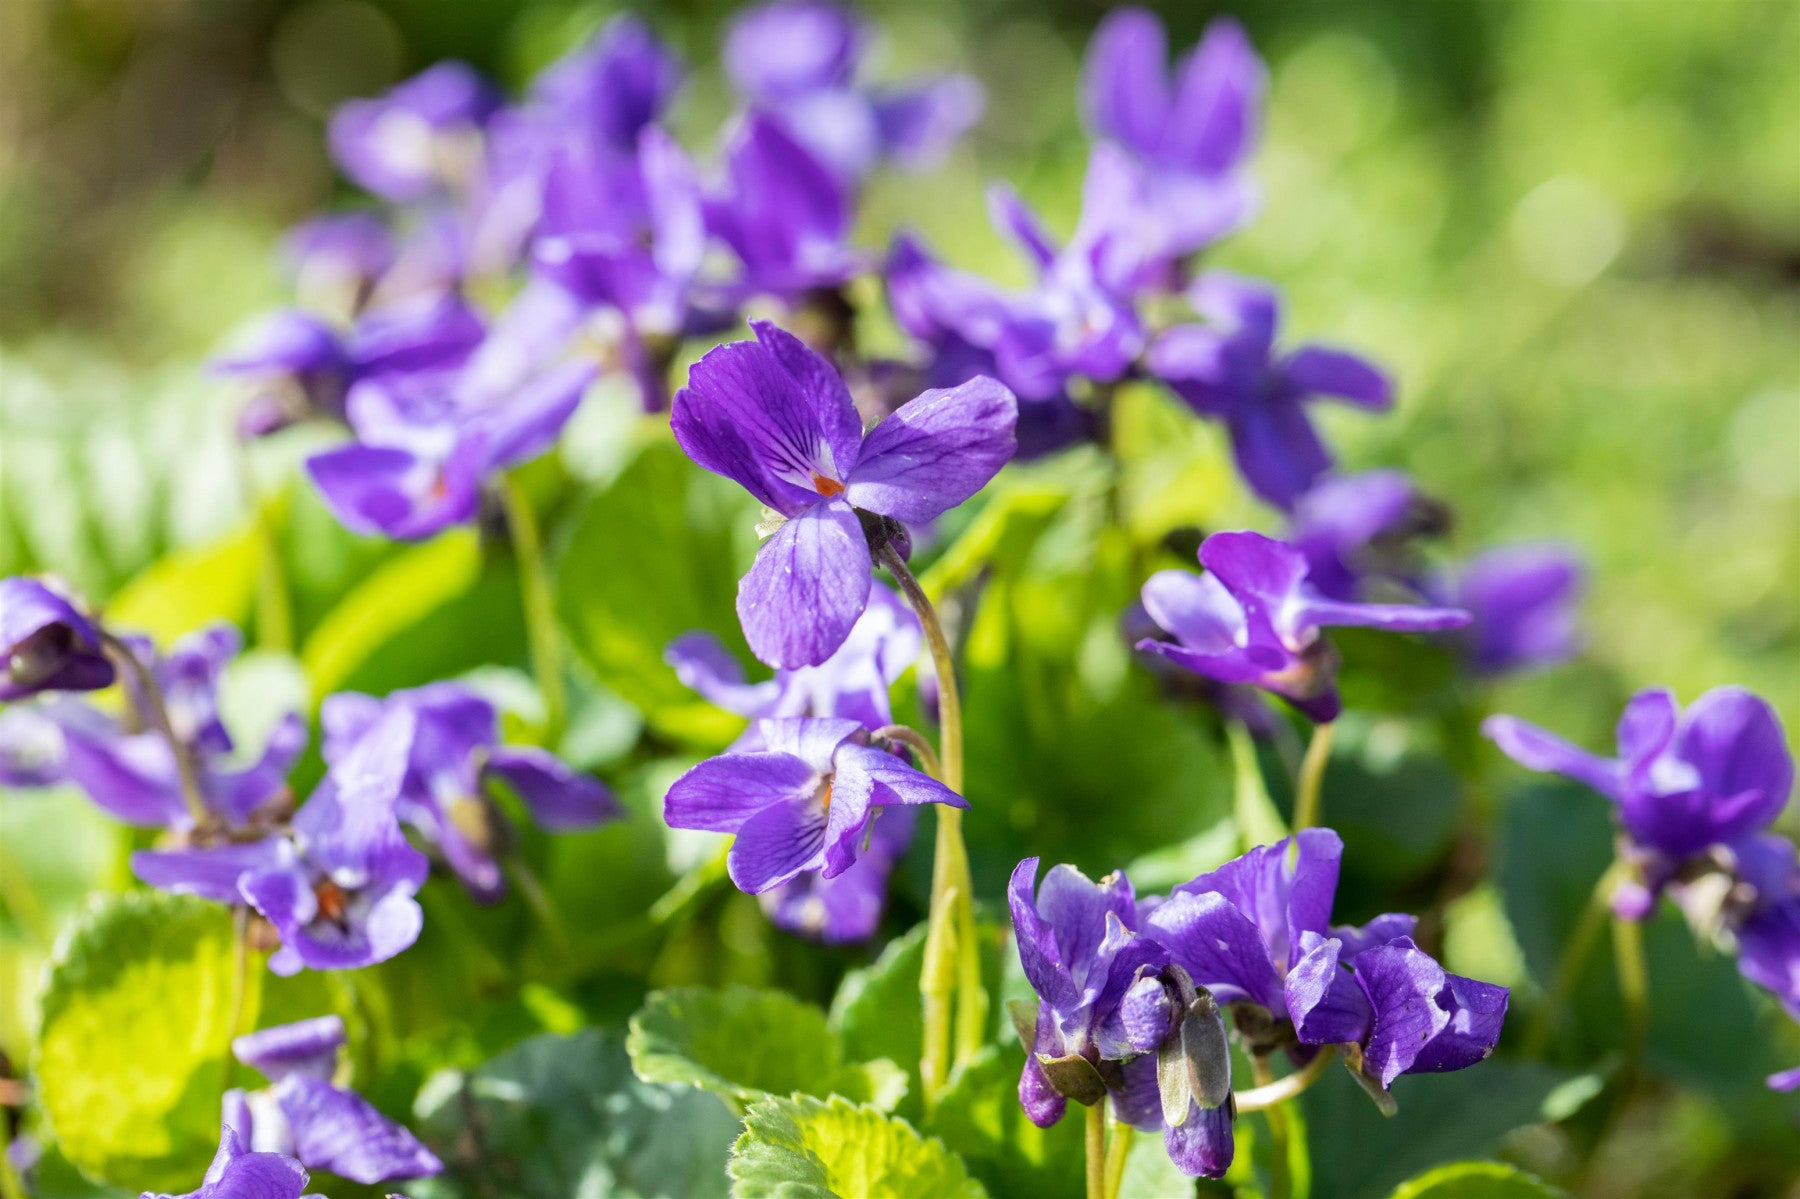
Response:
[[0, 3, 1793, 1198]]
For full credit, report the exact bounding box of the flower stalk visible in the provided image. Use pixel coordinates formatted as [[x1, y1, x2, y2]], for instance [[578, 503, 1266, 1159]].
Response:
[[99, 630, 212, 829], [497, 474, 567, 747], [1085, 1101, 1107, 1199], [1101, 1120, 1134, 1199], [1292, 720, 1334, 833], [1251, 1053, 1294, 1199]]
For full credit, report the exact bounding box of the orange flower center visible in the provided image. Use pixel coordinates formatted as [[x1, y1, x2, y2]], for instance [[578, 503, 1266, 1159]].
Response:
[[314, 879, 349, 924], [812, 473, 845, 498]]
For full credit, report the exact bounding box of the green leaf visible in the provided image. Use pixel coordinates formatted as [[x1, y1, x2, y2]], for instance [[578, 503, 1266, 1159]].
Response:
[[916, 483, 1070, 598], [409, 1028, 739, 1199], [554, 436, 762, 746], [830, 923, 928, 1076], [629, 985, 906, 1110], [34, 892, 241, 1190], [925, 1046, 1083, 1199], [729, 1094, 987, 1199], [1388, 1161, 1568, 1199], [103, 521, 260, 645]]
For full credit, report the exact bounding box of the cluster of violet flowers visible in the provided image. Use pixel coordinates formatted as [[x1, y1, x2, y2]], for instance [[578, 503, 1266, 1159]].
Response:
[[2, 1, 1795, 1193]]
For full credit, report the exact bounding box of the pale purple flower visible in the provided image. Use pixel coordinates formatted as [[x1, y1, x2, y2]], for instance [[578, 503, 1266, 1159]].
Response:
[[321, 682, 620, 901], [724, 0, 983, 180], [1148, 273, 1393, 510], [1136, 531, 1470, 722], [329, 62, 500, 202], [1, 577, 113, 701], [133, 708, 428, 975], [1484, 687, 1793, 916], [225, 1016, 441, 1184], [0, 705, 65, 788], [671, 320, 1016, 668], [140, 1126, 308, 1199], [663, 717, 964, 894], [281, 212, 395, 315]]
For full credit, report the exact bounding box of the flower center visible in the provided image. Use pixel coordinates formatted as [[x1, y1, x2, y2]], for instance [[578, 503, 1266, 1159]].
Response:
[[811, 473, 844, 498], [314, 879, 350, 926]]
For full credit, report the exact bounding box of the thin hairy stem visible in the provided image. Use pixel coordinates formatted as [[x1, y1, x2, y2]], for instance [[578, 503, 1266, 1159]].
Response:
[[1613, 909, 1649, 1068], [100, 631, 211, 828], [498, 475, 567, 747]]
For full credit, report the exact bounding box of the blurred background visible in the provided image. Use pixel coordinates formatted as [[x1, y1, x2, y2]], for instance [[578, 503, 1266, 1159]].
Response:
[[1, 1, 1798, 1196]]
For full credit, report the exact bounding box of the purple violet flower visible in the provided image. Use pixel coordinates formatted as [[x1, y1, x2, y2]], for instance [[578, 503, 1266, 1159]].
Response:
[[329, 61, 501, 203], [1, 577, 114, 701], [761, 805, 917, 943], [1719, 834, 1800, 1027], [0, 705, 66, 788], [140, 1126, 308, 1199], [663, 716, 965, 894], [1436, 544, 1584, 676], [531, 14, 683, 153], [1147, 273, 1393, 510], [1484, 687, 1793, 917], [1136, 530, 1470, 722], [1079, 10, 1265, 262], [133, 707, 428, 975], [1286, 470, 1427, 603], [224, 1016, 442, 1184], [281, 212, 395, 316], [672, 319, 1016, 668], [723, 0, 983, 180], [706, 114, 863, 301], [320, 682, 620, 901]]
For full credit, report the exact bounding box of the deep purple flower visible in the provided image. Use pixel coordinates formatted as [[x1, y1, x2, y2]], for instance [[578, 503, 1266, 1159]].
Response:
[[134, 708, 428, 975], [723, 0, 983, 180], [663, 717, 965, 894], [1437, 545, 1584, 676], [140, 1126, 308, 1199], [303, 312, 595, 539], [320, 682, 620, 901], [1080, 10, 1265, 259], [224, 1016, 441, 1184], [531, 14, 683, 153], [1484, 687, 1792, 915], [666, 580, 921, 748], [18, 625, 304, 831], [672, 320, 1016, 668], [329, 62, 500, 202], [1136, 531, 1470, 722], [1, 577, 113, 701], [706, 115, 863, 301], [1148, 274, 1393, 510], [761, 805, 916, 943], [1724, 834, 1800, 1024]]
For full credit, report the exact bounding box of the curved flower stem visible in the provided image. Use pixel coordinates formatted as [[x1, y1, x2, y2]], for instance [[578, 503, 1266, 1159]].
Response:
[[222, 905, 253, 1093], [507, 849, 574, 960], [99, 630, 211, 828], [1250, 1054, 1294, 1199], [497, 475, 567, 747], [1234, 1044, 1337, 1112], [876, 542, 982, 1108], [871, 724, 943, 778], [1612, 910, 1649, 1068], [1085, 1102, 1106, 1199], [1291, 720, 1335, 834], [1525, 858, 1627, 1056], [1101, 1119, 1134, 1199]]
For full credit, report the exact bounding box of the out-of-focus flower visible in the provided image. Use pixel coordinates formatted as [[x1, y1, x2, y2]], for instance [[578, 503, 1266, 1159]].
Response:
[[1435, 545, 1584, 676], [1, 577, 114, 701], [134, 709, 428, 976], [224, 1016, 441, 1185], [1286, 471, 1429, 603], [1136, 531, 1469, 721], [724, 0, 983, 180], [140, 1126, 308, 1199], [1148, 274, 1392, 510], [663, 717, 964, 894], [672, 320, 1015, 667], [707, 114, 864, 302], [329, 62, 500, 203], [281, 212, 395, 316], [320, 682, 620, 901], [1485, 687, 1792, 916], [1080, 10, 1265, 261]]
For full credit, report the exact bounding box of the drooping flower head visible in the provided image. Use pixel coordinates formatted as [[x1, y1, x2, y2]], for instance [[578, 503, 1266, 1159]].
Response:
[[672, 319, 1016, 668], [663, 717, 965, 894], [1, 577, 114, 701], [320, 681, 621, 901], [225, 1016, 441, 1185], [723, 0, 983, 181], [140, 1125, 308, 1199], [1136, 530, 1470, 721], [1148, 274, 1393, 510], [1485, 687, 1793, 917], [134, 708, 429, 976]]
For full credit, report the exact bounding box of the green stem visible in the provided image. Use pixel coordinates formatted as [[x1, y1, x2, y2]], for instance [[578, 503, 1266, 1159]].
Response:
[[1526, 858, 1626, 1056], [100, 631, 212, 829], [498, 475, 567, 747], [1612, 909, 1649, 1067], [223, 905, 253, 1094], [253, 496, 293, 654], [508, 850, 574, 960], [1291, 721, 1334, 834], [1234, 1044, 1336, 1112], [1101, 1120, 1134, 1199], [878, 542, 981, 1108], [1252, 1054, 1294, 1199], [1085, 1102, 1106, 1199]]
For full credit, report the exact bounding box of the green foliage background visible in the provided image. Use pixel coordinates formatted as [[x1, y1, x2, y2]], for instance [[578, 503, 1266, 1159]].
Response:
[[0, 1, 1796, 1197]]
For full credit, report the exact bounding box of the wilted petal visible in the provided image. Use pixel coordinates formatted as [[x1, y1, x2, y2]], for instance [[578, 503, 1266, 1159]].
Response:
[[737, 498, 872, 669]]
